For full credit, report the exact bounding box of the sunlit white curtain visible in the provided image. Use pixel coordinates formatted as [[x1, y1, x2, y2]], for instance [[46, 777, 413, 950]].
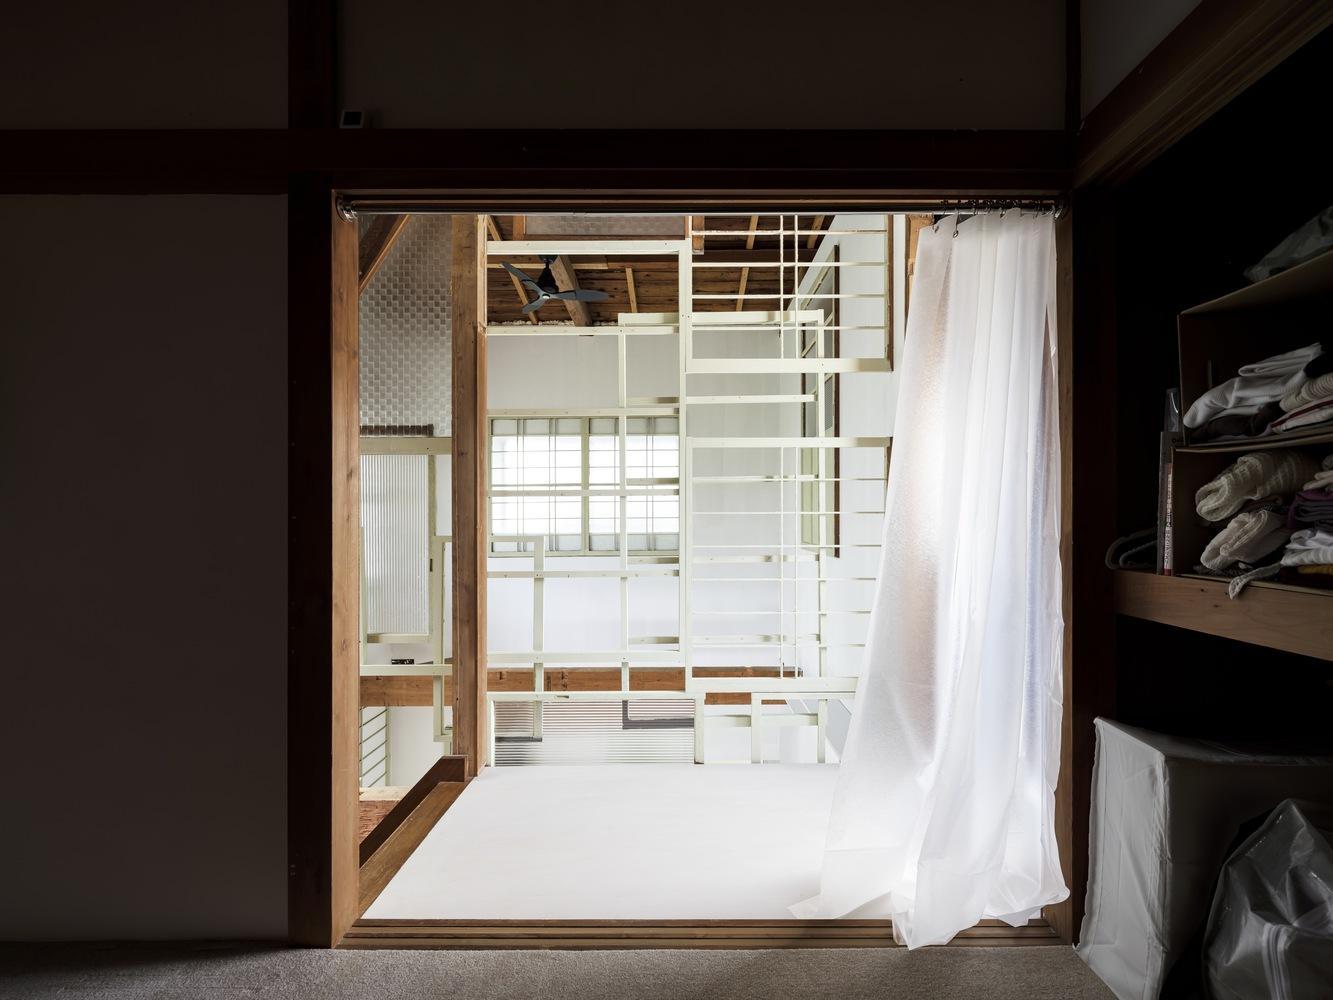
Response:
[[794, 213, 1067, 947]]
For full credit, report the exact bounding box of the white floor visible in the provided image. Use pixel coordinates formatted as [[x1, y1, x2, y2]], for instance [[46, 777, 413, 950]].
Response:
[[364, 763, 839, 919]]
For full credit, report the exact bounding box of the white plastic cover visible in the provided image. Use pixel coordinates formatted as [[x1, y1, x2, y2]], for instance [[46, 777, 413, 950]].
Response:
[[1204, 799, 1333, 1000], [1076, 719, 1333, 1000]]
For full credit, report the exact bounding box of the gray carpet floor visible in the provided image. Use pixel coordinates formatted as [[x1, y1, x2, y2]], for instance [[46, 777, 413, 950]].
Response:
[[0, 943, 1115, 999]]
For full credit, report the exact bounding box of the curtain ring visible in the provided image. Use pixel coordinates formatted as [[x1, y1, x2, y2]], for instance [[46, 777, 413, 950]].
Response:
[[952, 213, 960, 239]]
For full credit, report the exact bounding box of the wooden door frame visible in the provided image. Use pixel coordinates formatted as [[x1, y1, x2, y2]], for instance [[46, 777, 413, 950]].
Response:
[[299, 179, 1077, 948]]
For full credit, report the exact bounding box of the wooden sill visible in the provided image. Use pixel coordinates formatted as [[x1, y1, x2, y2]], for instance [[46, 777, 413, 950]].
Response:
[[1114, 570, 1333, 661], [340, 918, 1059, 950]]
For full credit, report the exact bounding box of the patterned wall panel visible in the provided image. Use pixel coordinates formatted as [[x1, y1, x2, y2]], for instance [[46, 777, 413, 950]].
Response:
[[359, 214, 453, 435]]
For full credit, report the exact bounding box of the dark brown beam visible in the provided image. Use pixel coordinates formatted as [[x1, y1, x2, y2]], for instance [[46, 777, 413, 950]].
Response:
[[1076, 0, 1333, 184], [0, 130, 1069, 197]]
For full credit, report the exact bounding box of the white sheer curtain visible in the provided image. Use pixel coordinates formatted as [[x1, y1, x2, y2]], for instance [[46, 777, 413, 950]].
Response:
[[794, 212, 1067, 947]]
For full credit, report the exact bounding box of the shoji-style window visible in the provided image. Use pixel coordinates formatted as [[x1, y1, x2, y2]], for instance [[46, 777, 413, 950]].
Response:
[[490, 416, 679, 555]]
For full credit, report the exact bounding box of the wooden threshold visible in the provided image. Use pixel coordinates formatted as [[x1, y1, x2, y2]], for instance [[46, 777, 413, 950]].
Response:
[[1114, 569, 1333, 661], [340, 918, 1060, 950]]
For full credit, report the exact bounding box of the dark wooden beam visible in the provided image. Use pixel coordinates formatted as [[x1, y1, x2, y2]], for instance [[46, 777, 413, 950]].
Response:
[[358, 215, 410, 294], [0, 129, 1069, 197], [1062, 189, 1119, 943], [1076, 0, 1333, 185]]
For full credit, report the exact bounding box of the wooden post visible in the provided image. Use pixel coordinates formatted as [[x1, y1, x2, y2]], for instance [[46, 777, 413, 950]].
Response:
[[288, 182, 361, 946], [451, 215, 488, 776]]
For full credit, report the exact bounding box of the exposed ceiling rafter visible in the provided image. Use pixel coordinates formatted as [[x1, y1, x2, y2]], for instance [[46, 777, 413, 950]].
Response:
[[358, 214, 410, 294], [487, 215, 539, 323], [736, 215, 758, 311]]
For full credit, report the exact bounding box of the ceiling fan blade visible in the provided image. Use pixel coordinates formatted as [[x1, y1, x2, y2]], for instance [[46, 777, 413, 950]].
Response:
[[502, 261, 544, 293], [553, 288, 610, 302], [521, 297, 546, 315]]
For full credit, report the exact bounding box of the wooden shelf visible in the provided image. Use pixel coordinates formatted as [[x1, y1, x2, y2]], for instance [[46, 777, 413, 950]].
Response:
[[1114, 570, 1333, 661], [1177, 426, 1333, 454]]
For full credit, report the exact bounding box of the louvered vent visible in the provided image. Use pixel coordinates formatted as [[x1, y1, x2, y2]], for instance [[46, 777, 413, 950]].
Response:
[[493, 699, 695, 765]]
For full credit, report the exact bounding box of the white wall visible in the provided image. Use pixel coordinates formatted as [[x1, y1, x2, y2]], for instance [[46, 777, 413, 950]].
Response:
[[0, 196, 288, 939], [338, 0, 1066, 129], [1081, 0, 1201, 115], [387, 707, 446, 787]]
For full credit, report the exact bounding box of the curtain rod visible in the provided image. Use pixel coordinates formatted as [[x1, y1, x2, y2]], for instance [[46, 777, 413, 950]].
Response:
[[338, 196, 1063, 220]]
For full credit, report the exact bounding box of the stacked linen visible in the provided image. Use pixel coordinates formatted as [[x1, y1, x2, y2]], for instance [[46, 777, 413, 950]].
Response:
[[1185, 342, 1328, 441], [1281, 455, 1333, 584], [1194, 450, 1321, 523], [1193, 451, 1324, 593], [1271, 357, 1333, 434]]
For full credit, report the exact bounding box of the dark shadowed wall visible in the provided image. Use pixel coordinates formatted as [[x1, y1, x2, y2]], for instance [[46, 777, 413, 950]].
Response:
[[0, 197, 288, 939]]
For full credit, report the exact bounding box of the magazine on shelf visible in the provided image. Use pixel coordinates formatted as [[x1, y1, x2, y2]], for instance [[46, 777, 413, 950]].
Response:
[[1156, 390, 1182, 575]]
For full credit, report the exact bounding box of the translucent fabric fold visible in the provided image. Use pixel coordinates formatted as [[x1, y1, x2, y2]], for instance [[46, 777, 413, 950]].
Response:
[[793, 213, 1067, 948]]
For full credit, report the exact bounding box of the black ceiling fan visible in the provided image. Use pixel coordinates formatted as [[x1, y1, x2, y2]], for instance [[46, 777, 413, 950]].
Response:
[[502, 257, 609, 316]]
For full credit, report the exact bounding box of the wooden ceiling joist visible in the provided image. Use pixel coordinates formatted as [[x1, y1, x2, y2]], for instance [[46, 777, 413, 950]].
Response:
[[487, 215, 538, 323], [625, 266, 638, 313], [548, 255, 590, 326], [806, 215, 827, 250], [358, 214, 410, 294], [736, 215, 758, 311]]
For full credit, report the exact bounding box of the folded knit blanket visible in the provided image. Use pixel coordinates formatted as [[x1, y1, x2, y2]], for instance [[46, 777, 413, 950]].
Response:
[[1195, 451, 1323, 522], [1184, 342, 1322, 429], [1280, 371, 1333, 411], [1281, 527, 1333, 567], [1200, 509, 1291, 571], [1271, 397, 1333, 434]]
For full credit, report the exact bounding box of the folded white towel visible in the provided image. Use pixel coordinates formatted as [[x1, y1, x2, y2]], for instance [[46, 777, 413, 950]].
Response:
[[1271, 398, 1333, 434], [1183, 343, 1322, 429], [1304, 470, 1333, 490], [1200, 510, 1291, 571], [1194, 451, 1323, 522], [1280, 528, 1333, 567], [1280, 371, 1333, 412]]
